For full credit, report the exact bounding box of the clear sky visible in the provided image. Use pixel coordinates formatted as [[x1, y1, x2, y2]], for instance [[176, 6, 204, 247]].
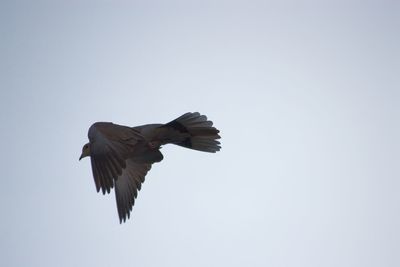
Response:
[[1, 1, 399, 266]]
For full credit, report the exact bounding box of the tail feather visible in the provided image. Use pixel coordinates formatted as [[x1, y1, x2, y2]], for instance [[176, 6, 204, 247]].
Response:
[[190, 137, 221, 153], [160, 112, 221, 153]]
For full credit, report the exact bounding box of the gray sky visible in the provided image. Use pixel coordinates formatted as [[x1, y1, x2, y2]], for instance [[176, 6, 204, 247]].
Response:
[[1, 0, 399, 266]]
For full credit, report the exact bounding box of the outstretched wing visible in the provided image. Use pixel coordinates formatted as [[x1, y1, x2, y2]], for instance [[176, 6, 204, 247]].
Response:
[[88, 122, 144, 194], [114, 159, 152, 223]]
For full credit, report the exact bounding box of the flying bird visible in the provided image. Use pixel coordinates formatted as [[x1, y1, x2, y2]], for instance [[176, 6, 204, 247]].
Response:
[[79, 112, 221, 223]]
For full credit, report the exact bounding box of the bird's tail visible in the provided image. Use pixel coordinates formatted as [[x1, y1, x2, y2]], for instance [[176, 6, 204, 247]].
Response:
[[158, 112, 221, 153]]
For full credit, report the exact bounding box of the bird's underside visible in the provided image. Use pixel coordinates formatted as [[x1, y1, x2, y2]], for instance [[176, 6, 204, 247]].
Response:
[[81, 112, 221, 223]]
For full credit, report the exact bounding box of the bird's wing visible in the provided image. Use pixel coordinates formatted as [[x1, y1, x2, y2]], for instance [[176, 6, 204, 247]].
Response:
[[88, 122, 144, 194], [114, 159, 152, 223]]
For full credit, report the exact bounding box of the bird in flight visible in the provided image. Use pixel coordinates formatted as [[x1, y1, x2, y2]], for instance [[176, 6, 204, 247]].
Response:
[[79, 112, 221, 223]]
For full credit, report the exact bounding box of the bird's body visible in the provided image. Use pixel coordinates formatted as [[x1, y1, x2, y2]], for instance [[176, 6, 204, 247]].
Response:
[[80, 112, 221, 223]]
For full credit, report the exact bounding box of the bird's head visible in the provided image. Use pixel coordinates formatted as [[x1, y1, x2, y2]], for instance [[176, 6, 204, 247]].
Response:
[[79, 143, 90, 161]]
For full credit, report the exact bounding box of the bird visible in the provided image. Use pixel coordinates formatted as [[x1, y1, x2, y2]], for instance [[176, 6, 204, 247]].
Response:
[[79, 112, 221, 223]]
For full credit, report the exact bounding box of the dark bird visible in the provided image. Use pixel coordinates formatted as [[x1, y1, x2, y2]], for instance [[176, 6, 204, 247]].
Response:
[[79, 112, 221, 223]]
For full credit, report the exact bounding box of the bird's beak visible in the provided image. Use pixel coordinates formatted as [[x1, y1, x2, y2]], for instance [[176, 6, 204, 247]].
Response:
[[79, 154, 83, 161]]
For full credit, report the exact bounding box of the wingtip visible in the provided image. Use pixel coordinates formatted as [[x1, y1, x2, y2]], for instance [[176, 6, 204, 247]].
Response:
[[119, 216, 127, 224]]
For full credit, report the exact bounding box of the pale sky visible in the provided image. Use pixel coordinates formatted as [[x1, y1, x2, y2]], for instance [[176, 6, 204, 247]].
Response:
[[1, 1, 399, 267]]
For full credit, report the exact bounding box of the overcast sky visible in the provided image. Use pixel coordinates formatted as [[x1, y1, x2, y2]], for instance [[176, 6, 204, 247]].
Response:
[[1, 1, 399, 266]]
